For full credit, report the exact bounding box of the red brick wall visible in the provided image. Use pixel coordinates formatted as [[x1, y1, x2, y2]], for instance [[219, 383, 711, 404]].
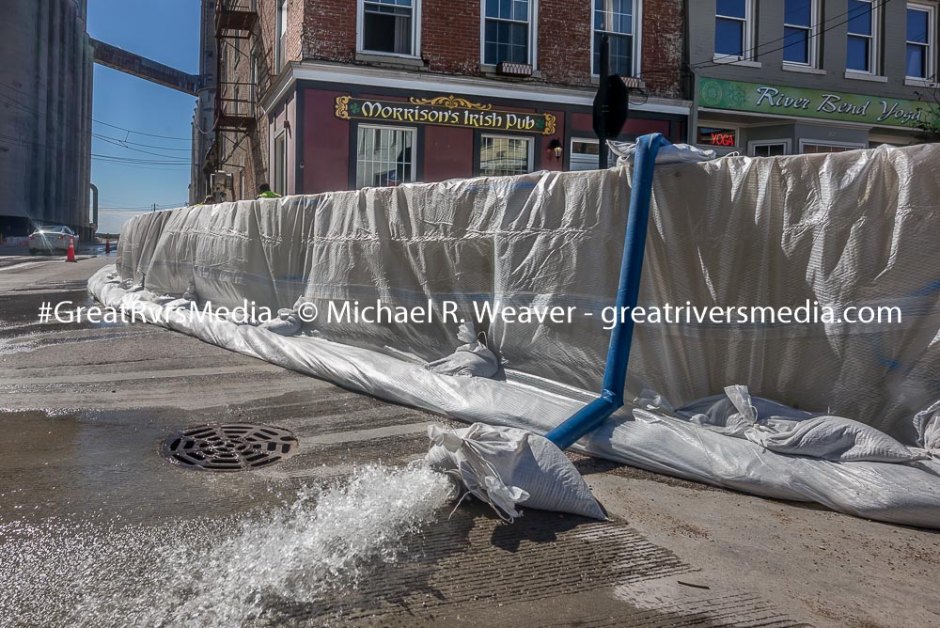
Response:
[[293, 0, 684, 99], [538, 1, 592, 86], [421, 0, 480, 74], [641, 0, 684, 99], [301, 0, 356, 62]]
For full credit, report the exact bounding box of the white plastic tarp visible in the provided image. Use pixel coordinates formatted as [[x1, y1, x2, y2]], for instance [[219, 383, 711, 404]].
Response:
[[96, 142, 940, 527]]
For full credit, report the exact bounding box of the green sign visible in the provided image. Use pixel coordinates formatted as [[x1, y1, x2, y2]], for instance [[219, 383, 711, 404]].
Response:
[[335, 95, 556, 135], [698, 78, 928, 128]]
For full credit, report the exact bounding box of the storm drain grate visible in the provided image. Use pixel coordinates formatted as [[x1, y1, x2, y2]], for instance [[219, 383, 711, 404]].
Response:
[[162, 423, 299, 471]]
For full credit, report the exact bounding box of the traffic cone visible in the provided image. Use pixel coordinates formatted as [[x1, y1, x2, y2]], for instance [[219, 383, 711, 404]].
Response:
[[66, 236, 76, 263]]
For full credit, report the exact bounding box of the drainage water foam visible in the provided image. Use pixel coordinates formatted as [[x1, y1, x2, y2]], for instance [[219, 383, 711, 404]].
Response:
[[0, 463, 456, 626]]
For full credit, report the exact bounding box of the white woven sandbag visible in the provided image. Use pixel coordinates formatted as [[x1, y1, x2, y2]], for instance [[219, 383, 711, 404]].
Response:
[[745, 415, 925, 463], [426, 423, 606, 521]]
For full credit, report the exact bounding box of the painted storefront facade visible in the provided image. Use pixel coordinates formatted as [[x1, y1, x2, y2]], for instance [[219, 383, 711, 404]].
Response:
[[264, 64, 689, 196], [688, 0, 937, 156]]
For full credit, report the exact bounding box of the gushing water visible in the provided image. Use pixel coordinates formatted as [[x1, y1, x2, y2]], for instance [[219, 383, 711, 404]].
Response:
[[0, 463, 456, 627]]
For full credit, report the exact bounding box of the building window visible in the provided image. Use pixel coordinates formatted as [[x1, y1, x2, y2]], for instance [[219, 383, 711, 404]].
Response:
[[593, 0, 636, 76], [569, 138, 618, 170], [783, 0, 816, 65], [273, 131, 287, 194], [359, 0, 419, 56], [570, 139, 598, 171], [800, 141, 866, 153], [715, 0, 752, 59], [483, 0, 533, 65], [480, 135, 533, 176], [907, 4, 935, 80], [847, 0, 878, 73], [276, 0, 288, 71], [749, 140, 791, 157], [356, 125, 416, 189]]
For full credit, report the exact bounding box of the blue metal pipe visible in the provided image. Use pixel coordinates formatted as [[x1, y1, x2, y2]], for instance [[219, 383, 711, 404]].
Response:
[[546, 133, 668, 449]]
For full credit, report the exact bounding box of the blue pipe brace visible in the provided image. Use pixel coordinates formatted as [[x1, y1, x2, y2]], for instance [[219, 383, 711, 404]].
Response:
[[546, 133, 669, 450]]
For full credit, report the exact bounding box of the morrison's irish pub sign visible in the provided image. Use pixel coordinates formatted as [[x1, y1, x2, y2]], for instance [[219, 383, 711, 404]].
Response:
[[698, 78, 928, 128], [335, 94, 557, 135]]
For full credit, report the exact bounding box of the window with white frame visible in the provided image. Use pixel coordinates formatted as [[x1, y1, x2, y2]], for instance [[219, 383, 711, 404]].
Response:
[[846, 0, 878, 73], [480, 135, 533, 176], [749, 140, 791, 157], [800, 140, 866, 153], [715, 0, 752, 59], [359, 0, 419, 56], [906, 3, 935, 80], [783, 0, 817, 65], [569, 138, 616, 170], [273, 131, 287, 194], [356, 125, 416, 189], [483, 0, 532, 65], [593, 0, 637, 76]]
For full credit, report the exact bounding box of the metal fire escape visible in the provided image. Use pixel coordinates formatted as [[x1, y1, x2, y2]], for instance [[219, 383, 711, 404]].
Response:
[[214, 0, 257, 157]]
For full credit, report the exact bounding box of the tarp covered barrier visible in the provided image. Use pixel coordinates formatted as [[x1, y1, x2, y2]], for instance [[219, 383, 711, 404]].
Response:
[[96, 143, 940, 527]]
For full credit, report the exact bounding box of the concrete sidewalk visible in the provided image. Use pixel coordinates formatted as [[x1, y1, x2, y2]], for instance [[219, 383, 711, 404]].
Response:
[[0, 256, 937, 626]]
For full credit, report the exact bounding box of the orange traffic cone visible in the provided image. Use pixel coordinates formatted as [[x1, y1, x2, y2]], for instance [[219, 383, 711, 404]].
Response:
[[66, 236, 76, 263]]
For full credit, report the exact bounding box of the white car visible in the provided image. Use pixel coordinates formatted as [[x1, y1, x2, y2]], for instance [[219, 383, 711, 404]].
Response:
[[28, 225, 78, 254]]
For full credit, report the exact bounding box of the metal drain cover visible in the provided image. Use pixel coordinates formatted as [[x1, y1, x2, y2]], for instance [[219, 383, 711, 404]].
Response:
[[162, 423, 299, 471]]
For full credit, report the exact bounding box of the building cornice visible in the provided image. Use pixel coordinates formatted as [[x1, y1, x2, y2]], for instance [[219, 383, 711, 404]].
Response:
[[261, 61, 692, 117]]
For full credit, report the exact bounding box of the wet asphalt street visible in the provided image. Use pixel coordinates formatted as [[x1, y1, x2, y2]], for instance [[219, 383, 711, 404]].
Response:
[[0, 252, 938, 627]]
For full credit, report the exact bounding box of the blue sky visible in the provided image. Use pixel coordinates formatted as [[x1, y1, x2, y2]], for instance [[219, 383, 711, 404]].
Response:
[[88, 0, 199, 233]]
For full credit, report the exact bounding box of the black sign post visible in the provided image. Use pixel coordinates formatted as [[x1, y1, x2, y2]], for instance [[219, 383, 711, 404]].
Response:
[[592, 35, 629, 169]]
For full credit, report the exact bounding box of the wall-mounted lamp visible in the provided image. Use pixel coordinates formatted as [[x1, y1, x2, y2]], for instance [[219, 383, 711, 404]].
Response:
[[548, 138, 563, 160]]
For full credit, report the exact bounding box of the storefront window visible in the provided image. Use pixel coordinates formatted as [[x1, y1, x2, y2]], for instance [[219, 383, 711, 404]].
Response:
[[715, 0, 750, 59], [906, 4, 934, 79], [783, 0, 815, 65], [847, 0, 877, 73], [361, 0, 417, 56], [593, 0, 635, 76], [356, 125, 415, 189], [749, 140, 790, 157], [483, 0, 531, 65], [800, 142, 865, 154], [480, 135, 532, 177]]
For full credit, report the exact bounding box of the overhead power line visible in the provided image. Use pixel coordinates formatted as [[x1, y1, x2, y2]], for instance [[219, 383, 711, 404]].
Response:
[[93, 119, 192, 141], [92, 133, 192, 151], [93, 134, 192, 159]]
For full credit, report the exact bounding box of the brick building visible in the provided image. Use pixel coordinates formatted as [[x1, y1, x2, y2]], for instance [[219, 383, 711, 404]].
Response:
[[197, 0, 689, 200]]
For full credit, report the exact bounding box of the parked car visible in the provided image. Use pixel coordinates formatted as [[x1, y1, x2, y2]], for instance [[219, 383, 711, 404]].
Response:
[[28, 225, 78, 254]]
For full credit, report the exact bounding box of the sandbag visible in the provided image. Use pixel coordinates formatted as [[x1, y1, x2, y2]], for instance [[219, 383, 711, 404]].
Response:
[[914, 400, 940, 455], [425, 423, 606, 520], [745, 416, 924, 463], [87, 269, 940, 529], [671, 385, 924, 463]]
